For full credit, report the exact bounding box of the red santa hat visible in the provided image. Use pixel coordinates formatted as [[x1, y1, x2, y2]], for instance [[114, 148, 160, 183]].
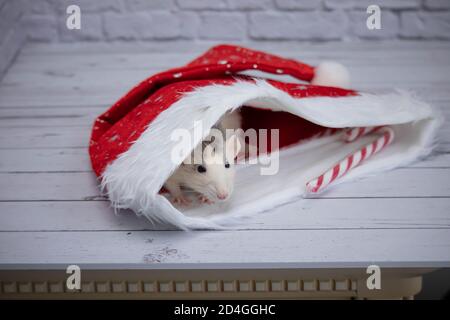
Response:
[[89, 44, 439, 230]]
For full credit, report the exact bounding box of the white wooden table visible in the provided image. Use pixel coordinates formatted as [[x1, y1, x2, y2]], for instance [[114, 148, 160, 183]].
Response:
[[0, 42, 449, 299]]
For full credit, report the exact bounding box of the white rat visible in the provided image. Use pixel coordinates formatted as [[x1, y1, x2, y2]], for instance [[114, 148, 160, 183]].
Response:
[[164, 112, 242, 205]]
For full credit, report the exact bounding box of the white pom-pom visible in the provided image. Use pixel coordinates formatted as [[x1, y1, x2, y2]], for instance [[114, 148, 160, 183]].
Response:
[[311, 61, 350, 88]]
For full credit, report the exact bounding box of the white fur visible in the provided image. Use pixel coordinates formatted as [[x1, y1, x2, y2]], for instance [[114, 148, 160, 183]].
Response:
[[101, 79, 438, 230], [311, 61, 350, 88], [164, 133, 241, 203]]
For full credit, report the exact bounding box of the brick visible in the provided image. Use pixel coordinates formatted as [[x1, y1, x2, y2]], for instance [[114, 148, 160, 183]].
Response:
[[177, 11, 200, 39], [199, 12, 246, 40], [249, 11, 348, 40], [103, 13, 138, 40], [59, 14, 103, 41], [0, 0, 24, 42], [0, 24, 26, 77], [176, 0, 227, 10], [424, 0, 450, 9], [400, 11, 450, 39], [55, 0, 122, 13], [125, 0, 176, 11], [348, 10, 399, 39], [145, 12, 181, 39], [24, 14, 58, 42], [26, 0, 57, 14], [325, 0, 421, 9], [275, 0, 321, 10], [226, 0, 272, 10], [104, 12, 181, 41]]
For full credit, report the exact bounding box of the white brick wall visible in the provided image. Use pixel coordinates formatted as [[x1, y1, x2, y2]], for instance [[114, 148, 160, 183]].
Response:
[[400, 11, 450, 39], [199, 12, 247, 40], [0, 0, 26, 78], [249, 11, 348, 40], [2, 0, 450, 45]]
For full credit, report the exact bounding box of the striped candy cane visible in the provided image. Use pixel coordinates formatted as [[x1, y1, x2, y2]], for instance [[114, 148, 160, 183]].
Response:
[[343, 126, 384, 142], [306, 126, 395, 194], [314, 127, 341, 139]]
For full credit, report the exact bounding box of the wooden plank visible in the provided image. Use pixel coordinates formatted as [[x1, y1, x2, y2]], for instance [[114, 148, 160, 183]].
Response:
[[3, 49, 450, 95], [1, 228, 449, 267], [0, 42, 449, 270], [0, 105, 447, 139], [1, 47, 450, 109], [0, 198, 449, 232], [11, 50, 450, 72], [0, 106, 103, 127], [0, 100, 447, 127], [18, 41, 450, 56], [406, 152, 450, 168], [0, 87, 128, 107], [0, 101, 446, 128], [2, 81, 448, 106], [0, 126, 89, 148], [1, 68, 161, 87], [3, 65, 450, 89], [0, 172, 100, 201], [0, 97, 450, 127], [0, 168, 449, 201], [0, 148, 449, 173], [1, 84, 450, 108], [12, 53, 193, 71], [0, 120, 448, 150], [0, 95, 115, 108], [0, 148, 90, 172]]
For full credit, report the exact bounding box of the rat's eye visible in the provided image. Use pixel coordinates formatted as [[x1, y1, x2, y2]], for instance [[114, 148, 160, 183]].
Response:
[[225, 162, 230, 169], [197, 165, 207, 173]]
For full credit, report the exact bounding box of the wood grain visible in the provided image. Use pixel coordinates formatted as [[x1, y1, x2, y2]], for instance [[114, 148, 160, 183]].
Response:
[[0, 42, 449, 268], [1, 229, 449, 267], [1, 197, 449, 232]]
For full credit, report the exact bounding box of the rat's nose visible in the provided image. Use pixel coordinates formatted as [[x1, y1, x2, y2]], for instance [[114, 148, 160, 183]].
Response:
[[217, 192, 228, 200]]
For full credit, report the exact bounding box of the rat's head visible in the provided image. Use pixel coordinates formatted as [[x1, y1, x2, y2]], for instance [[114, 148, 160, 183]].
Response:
[[184, 134, 241, 202]]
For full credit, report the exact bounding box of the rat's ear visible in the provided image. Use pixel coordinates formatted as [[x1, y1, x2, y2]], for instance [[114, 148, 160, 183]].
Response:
[[226, 134, 242, 160], [203, 143, 217, 165]]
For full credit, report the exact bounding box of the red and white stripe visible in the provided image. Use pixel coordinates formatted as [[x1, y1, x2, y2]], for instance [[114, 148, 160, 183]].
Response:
[[315, 127, 341, 138], [306, 126, 395, 194], [343, 126, 384, 142]]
